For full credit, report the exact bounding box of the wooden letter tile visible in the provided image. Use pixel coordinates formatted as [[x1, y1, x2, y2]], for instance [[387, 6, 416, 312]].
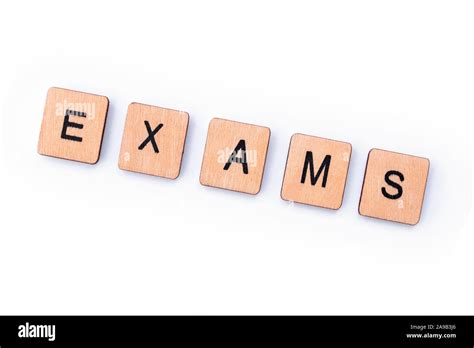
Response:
[[200, 118, 271, 195], [281, 134, 352, 210], [359, 149, 430, 225], [37, 87, 109, 164], [118, 103, 189, 179]]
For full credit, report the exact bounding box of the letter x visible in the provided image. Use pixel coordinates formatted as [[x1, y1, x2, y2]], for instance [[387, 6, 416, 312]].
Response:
[[138, 121, 163, 153]]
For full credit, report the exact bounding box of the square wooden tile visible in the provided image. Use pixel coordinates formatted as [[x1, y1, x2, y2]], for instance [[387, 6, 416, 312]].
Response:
[[359, 149, 430, 225], [281, 134, 352, 210], [118, 103, 189, 179], [37, 87, 109, 164], [200, 118, 271, 195]]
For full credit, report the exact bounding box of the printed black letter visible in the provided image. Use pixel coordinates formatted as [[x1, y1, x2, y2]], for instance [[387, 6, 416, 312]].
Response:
[[61, 109, 86, 142], [138, 121, 163, 153], [224, 139, 248, 174], [300, 152, 331, 187], [381, 170, 404, 199]]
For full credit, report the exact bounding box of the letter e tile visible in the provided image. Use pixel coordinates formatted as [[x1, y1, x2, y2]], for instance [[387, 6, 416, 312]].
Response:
[[37, 87, 109, 164]]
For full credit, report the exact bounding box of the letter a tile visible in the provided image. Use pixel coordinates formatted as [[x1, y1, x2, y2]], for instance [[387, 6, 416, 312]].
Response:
[[200, 118, 271, 195], [118, 103, 189, 179], [37, 87, 109, 164], [281, 134, 352, 210], [359, 149, 430, 225]]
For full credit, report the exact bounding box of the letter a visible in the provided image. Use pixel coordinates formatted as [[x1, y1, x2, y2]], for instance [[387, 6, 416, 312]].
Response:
[[224, 139, 249, 174]]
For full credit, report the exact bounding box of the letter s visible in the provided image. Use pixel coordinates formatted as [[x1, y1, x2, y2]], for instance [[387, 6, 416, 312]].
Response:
[[381, 170, 404, 199]]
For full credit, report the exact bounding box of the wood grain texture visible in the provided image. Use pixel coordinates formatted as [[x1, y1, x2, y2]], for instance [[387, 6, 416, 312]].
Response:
[[37, 87, 109, 164], [199, 118, 270, 195], [359, 149, 430, 225], [118, 103, 189, 179], [281, 133, 352, 210]]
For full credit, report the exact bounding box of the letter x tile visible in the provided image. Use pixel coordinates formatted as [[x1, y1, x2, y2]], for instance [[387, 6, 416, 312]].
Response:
[[200, 118, 271, 195], [281, 134, 352, 210], [37, 87, 109, 164], [359, 149, 430, 225], [118, 102, 189, 179]]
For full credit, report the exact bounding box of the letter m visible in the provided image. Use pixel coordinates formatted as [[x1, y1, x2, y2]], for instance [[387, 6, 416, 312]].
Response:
[[300, 152, 331, 187], [37, 325, 48, 338]]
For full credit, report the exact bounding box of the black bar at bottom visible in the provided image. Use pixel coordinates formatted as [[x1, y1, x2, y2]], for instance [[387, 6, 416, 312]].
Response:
[[0, 316, 473, 346]]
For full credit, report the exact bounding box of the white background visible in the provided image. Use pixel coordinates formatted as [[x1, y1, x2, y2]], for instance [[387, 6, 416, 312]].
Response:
[[0, 0, 472, 315]]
